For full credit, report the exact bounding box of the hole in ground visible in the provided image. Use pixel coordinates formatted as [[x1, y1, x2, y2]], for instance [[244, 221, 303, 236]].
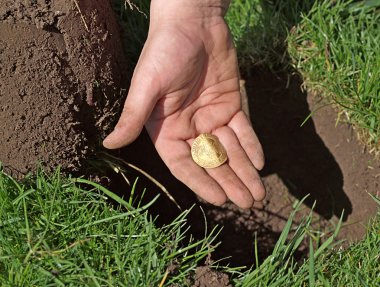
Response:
[[106, 68, 379, 268]]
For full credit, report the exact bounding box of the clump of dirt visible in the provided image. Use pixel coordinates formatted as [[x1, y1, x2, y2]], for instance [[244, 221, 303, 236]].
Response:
[[192, 266, 232, 287], [167, 266, 231, 287], [0, 0, 128, 176]]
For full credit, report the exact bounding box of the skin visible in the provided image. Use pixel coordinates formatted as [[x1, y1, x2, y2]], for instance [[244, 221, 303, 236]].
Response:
[[103, 0, 266, 209]]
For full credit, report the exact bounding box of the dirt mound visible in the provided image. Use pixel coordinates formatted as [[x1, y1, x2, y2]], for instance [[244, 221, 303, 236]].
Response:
[[0, 0, 128, 176]]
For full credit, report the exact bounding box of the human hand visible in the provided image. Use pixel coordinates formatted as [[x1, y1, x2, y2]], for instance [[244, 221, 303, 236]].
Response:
[[103, 0, 265, 209]]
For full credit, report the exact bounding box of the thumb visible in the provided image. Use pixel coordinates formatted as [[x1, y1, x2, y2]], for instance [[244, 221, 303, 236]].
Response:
[[103, 70, 159, 149]]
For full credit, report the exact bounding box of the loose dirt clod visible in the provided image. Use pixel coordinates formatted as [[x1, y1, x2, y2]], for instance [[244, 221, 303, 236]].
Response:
[[193, 266, 232, 287], [0, 0, 129, 176]]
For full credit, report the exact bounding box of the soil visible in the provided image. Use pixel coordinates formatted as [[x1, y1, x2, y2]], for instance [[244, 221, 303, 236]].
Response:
[[0, 0, 128, 177], [192, 267, 232, 287], [1, 2, 379, 286]]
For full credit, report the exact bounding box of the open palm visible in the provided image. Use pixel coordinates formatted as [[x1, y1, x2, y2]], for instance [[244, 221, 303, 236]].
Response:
[[104, 17, 265, 208]]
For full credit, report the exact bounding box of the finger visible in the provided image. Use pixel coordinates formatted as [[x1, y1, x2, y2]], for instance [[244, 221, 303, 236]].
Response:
[[229, 111, 265, 170], [206, 161, 254, 209], [214, 126, 266, 202], [103, 58, 159, 149], [157, 140, 227, 206]]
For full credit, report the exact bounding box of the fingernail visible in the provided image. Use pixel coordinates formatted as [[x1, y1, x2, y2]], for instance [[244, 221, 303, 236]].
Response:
[[103, 132, 115, 148]]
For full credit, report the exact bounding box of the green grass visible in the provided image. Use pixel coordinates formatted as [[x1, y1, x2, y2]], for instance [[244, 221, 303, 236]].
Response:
[[232, 199, 344, 286], [288, 0, 380, 152], [113, 0, 315, 69], [0, 168, 219, 286], [314, 211, 380, 286], [234, 196, 380, 286], [1, 168, 379, 286], [226, 0, 380, 152], [226, 0, 315, 70]]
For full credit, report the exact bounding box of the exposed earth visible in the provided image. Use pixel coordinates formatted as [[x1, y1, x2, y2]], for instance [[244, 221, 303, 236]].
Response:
[[0, 0, 128, 177], [0, 1, 379, 286]]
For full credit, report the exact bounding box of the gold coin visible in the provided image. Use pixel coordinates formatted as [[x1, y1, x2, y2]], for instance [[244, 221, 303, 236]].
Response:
[[191, 134, 228, 168]]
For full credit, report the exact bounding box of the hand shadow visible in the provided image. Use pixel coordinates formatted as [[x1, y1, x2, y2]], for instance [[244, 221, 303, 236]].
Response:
[[246, 68, 352, 221]]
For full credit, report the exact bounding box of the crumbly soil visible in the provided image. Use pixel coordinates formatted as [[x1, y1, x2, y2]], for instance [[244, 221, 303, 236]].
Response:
[[192, 267, 232, 287], [0, 0, 128, 177]]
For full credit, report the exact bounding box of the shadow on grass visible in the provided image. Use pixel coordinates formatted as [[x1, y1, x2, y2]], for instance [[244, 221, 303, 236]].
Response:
[[227, 0, 316, 70]]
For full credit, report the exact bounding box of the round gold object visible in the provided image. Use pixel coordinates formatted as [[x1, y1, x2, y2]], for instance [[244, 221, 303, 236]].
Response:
[[191, 134, 228, 168]]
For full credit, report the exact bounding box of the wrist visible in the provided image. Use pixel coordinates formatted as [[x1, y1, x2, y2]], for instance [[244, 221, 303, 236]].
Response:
[[150, 0, 231, 23]]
